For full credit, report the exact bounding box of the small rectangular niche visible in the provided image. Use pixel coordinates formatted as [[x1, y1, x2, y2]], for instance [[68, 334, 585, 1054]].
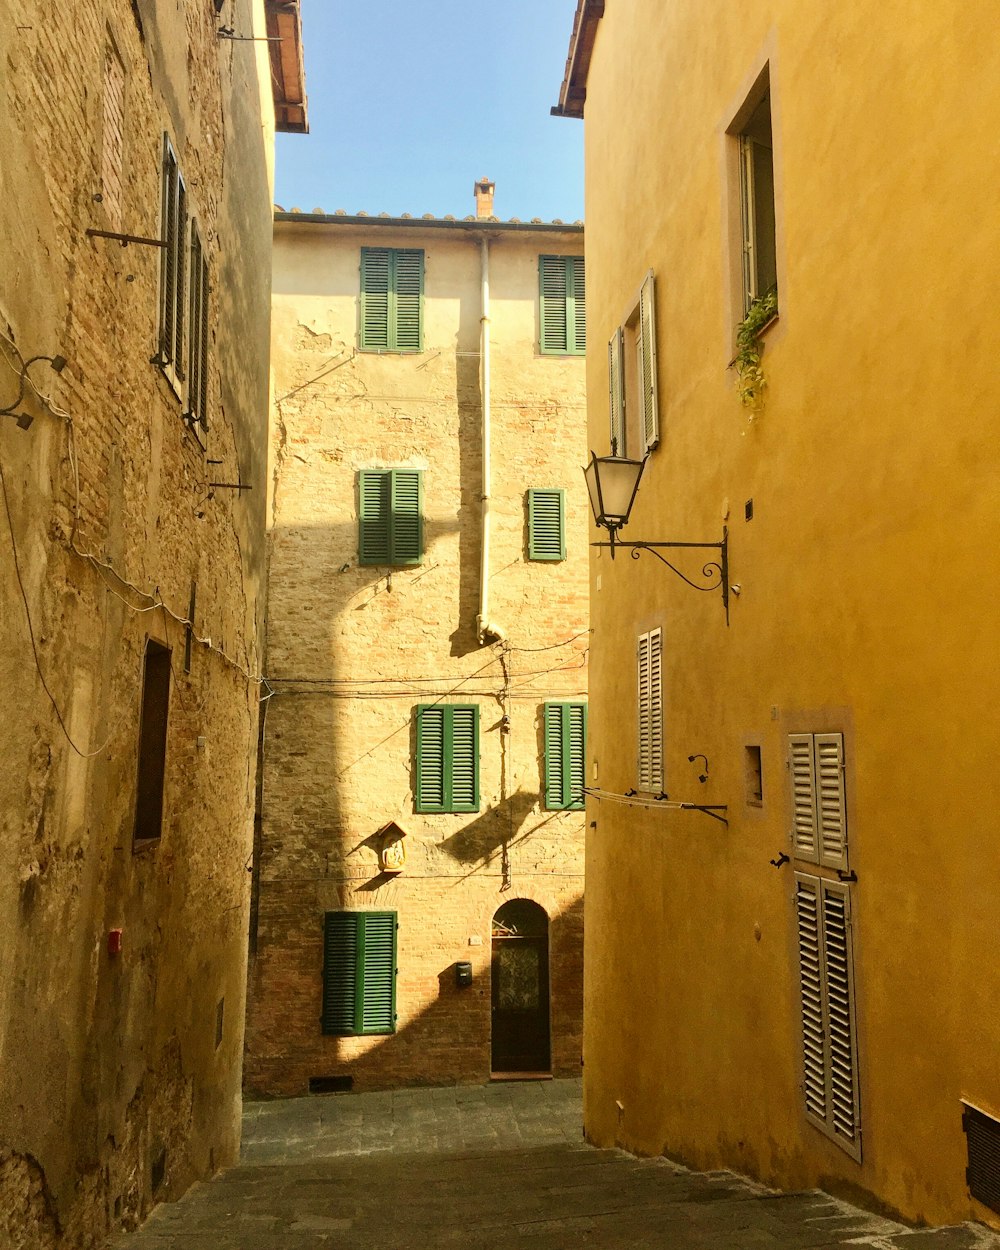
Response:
[[745, 744, 763, 806]]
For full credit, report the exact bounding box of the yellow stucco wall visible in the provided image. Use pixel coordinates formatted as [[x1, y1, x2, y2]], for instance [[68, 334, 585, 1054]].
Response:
[[579, 1, 1000, 1229]]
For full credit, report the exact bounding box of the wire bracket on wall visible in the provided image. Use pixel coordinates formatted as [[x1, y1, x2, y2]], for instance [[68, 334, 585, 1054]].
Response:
[[592, 527, 730, 624], [583, 786, 728, 826], [85, 228, 168, 249]]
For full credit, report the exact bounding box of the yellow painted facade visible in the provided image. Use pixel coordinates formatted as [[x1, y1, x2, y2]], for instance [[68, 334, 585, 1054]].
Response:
[[569, 0, 1000, 1229]]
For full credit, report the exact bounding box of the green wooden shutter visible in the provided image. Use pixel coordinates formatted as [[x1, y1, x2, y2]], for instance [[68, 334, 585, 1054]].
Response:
[[544, 703, 587, 810], [359, 912, 397, 1034], [359, 470, 391, 564], [568, 256, 586, 354], [391, 249, 423, 352], [416, 706, 446, 811], [389, 469, 422, 565], [360, 247, 390, 350], [539, 255, 568, 353], [448, 706, 479, 812], [528, 489, 565, 561], [321, 912, 359, 1035]]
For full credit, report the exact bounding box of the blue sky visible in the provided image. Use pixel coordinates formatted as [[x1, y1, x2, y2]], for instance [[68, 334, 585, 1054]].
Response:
[[274, 0, 584, 223]]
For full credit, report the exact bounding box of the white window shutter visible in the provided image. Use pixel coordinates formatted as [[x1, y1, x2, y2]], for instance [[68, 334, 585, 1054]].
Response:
[[609, 328, 624, 456], [638, 271, 659, 453], [636, 632, 651, 790], [821, 880, 861, 1156], [815, 733, 848, 871], [648, 626, 663, 789], [795, 873, 828, 1127], [789, 734, 819, 863]]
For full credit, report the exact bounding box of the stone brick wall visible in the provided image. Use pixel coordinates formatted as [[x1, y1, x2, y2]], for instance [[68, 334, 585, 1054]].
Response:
[[0, 0, 273, 1243], [245, 218, 588, 1097]]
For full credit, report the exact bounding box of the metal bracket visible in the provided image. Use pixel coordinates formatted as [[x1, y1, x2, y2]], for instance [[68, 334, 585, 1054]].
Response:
[[592, 526, 730, 624], [86, 228, 167, 248]]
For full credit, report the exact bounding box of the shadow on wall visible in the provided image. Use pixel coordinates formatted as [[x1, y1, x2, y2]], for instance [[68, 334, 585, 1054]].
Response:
[[448, 349, 484, 659]]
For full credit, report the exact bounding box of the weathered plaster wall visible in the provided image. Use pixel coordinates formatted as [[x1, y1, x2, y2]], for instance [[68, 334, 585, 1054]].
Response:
[[245, 221, 588, 1096], [0, 0, 273, 1242], [578, 0, 1000, 1230]]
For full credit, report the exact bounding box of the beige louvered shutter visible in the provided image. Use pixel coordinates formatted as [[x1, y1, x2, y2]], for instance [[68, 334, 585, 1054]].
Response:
[[815, 733, 848, 871], [636, 632, 651, 790], [648, 627, 663, 789], [609, 328, 624, 456], [789, 734, 819, 863], [821, 880, 861, 1157], [638, 271, 659, 453], [795, 873, 828, 1128]]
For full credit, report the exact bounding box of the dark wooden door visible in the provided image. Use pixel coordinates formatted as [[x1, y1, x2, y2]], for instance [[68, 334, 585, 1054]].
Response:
[[491, 933, 551, 1074]]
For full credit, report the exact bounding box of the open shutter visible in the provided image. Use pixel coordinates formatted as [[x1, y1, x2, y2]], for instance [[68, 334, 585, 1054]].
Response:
[[528, 489, 565, 561], [416, 706, 446, 811], [539, 256, 569, 353], [648, 627, 663, 789], [816, 733, 848, 871], [566, 703, 587, 809], [359, 912, 397, 1034], [637, 632, 651, 791], [822, 881, 861, 1155], [389, 470, 422, 565], [321, 912, 359, 1035], [359, 471, 391, 564], [795, 874, 828, 1125], [609, 328, 625, 455], [544, 703, 565, 808], [392, 249, 423, 352], [448, 706, 479, 812], [360, 247, 390, 350], [789, 734, 819, 863], [638, 271, 659, 452], [568, 256, 586, 354]]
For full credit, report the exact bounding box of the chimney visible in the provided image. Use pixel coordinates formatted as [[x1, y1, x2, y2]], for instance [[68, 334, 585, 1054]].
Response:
[[474, 177, 495, 219]]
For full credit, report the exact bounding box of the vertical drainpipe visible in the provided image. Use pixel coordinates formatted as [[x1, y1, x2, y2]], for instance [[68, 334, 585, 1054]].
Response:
[[477, 232, 503, 645]]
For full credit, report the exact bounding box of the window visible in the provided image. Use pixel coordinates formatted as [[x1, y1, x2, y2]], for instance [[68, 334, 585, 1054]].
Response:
[[788, 733, 848, 870], [636, 628, 662, 792], [527, 488, 565, 561], [745, 744, 763, 806], [134, 639, 171, 844], [157, 135, 186, 384], [735, 76, 777, 317], [358, 469, 422, 566], [321, 911, 398, 1036], [609, 271, 659, 457], [544, 703, 587, 810], [184, 220, 209, 437], [415, 704, 479, 813], [795, 873, 861, 1159], [360, 247, 424, 352], [539, 255, 586, 355]]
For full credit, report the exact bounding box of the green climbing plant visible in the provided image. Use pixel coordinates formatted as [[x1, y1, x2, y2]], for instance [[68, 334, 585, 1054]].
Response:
[[734, 288, 778, 411]]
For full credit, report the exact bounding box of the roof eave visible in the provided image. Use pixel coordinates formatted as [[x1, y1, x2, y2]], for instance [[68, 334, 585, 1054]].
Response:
[[273, 212, 584, 235], [552, 0, 605, 120], [266, 0, 309, 134]]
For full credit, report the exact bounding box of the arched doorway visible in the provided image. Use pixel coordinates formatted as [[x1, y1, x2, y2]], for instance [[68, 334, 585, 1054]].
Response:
[[491, 899, 551, 1076]]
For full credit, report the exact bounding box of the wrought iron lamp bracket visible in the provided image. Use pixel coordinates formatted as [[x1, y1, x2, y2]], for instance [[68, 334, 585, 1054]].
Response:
[[593, 527, 730, 624]]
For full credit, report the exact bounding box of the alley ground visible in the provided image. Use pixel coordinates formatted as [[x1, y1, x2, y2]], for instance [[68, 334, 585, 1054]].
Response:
[[111, 1080, 1000, 1249]]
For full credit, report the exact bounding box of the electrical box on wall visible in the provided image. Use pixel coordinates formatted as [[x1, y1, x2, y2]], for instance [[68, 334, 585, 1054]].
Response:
[[455, 961, 473, 988]]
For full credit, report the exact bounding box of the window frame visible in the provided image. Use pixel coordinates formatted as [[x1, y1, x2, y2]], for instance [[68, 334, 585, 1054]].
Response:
[[727, 65, 779, 325], [359, 246, 425, 354], [415, 704, 480, 814], [538, 254, 586, 356], [321, 911, 398, 1037], [543, 702, 587, 811], [527, 488, 566, 562], [133, 637, 171, 847], [358, 468, 423, 567], [608, 270, 659, 457], [156, 134, 187, 393], [184, 217, 210, 441]]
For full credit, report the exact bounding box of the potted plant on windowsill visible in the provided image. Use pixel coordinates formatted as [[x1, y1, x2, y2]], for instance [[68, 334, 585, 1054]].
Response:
[[733, 287, 778, 411]]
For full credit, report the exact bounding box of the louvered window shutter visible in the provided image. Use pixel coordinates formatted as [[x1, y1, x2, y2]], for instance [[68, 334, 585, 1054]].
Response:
[[539, 256, 568, 353], [158, 137, 187, 374], [637, 630, 662, 792], [186, 221, 209, 435], [795, 874, 827, 1125], [416, 705, 478, 813], [321, 912, 359, 1035], [545, 703, 587, 811], [609, 328, 625, 455], [528, 489, 565, 561], [360, 247, 390, 351], [448, 706, 479, 812], [569, 256, 586, 354], [389, 469, 422, 565], [359, 912, 397, 1034], [416, 706, 446, 811], [638, 271, 659, 453], [789, 734, 819, 863], [359, 471, 391, 564], [815, 733, 848, 871], [637, 633, 651, 790], [392, 249, 423, 352]]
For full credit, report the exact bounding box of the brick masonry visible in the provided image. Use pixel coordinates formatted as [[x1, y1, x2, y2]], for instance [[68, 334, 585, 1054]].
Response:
[[244, 218, 589, 1096]]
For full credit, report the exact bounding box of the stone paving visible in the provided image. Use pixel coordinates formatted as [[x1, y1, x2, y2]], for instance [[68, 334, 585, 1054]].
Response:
[[110, 1079, 1000, 1249]]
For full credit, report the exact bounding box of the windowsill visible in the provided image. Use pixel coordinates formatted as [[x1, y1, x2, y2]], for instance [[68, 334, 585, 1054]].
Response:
[[727, 311, 779, 369]]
